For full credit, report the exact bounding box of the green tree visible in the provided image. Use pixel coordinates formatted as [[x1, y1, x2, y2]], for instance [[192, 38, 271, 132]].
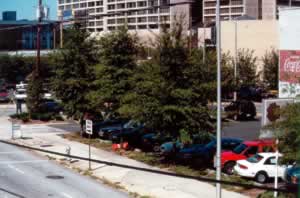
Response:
[[262, 49, 279, 90], [236, 49, 259, 87], [50, 24, 98, 119], [119, 23, 213, 138], [270, 103, 300, 163], [87, 27, 138, 118]]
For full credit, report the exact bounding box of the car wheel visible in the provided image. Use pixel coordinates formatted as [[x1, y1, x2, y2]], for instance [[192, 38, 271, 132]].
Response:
[[255, 171, 268, 183], [224, 161, 236, 175]]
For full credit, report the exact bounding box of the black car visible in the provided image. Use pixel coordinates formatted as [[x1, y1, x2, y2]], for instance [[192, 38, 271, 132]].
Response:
[[176, 138, 243, 166], [41, 100, 63, 113], [110, 122, 146, 146], [82, 119, 127, 138], [224, 100, 256, 120], [98, 120, 139, 139]]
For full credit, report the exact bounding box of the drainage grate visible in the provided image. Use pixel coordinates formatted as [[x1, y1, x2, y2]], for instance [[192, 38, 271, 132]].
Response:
[[46, 175, 64, 179]]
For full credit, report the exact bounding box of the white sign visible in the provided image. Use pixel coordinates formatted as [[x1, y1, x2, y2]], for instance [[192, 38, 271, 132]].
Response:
[[85, 120, 93, 135], [279, 8, 300, 98]]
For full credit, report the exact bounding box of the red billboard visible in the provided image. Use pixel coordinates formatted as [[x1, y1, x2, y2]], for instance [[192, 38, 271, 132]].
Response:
[[280, 50, 300, 83]]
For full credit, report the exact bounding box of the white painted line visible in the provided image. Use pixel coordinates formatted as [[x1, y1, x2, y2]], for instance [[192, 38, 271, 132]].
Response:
[[7, 164, 25, 174], [0, 160, 48, 165], [61, 192, 73, 198]]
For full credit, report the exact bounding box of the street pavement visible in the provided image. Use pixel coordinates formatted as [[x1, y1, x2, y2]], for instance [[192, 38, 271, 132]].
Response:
[[0, 142, 128, 198], [0, 104, 128, 198]]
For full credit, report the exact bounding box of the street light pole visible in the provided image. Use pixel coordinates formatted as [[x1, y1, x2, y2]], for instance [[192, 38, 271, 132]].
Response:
[[216, 0, 222, 197], [36, 0, 42, 75], [234, 20, 237, 101]]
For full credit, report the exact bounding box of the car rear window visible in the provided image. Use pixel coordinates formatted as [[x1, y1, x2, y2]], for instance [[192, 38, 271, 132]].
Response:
[[247, 154, 263, 163]]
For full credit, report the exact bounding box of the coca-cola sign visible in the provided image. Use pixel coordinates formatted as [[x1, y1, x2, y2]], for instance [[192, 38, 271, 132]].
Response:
[[280, 50, 300, 83]]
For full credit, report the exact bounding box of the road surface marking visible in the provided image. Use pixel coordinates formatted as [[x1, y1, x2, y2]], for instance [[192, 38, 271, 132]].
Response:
[[61, 192, 73, 198], [7, 164, 25, 174], [0, 160, 48, 165]]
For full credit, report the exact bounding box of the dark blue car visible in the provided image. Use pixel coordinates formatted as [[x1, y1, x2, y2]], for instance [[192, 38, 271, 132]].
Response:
[[176, 138, 243, 166], [98, 120, 135, 139]]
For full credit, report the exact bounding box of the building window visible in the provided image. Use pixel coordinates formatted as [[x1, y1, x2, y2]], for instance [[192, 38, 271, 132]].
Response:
[[108, 26, 116, 30], [128, 25, 136, 30], [128, 18, 136, 23], [137, 1, 147, 7], [138, 25, 147, 29], [59, 0, 64, 4], [127, 2, 136, 8], [96, 8, 103, 12], [117, 18, 125, 24], [66, 5, 71, 9], [58, 6, 64, 10], [108, 0, 115, 3], [96, 1, 103, 6], [148, 16, 158, 22], [160, 16, 169, 21], [73, 4, 79, 8], [160, 8, 169, 13], [128, 11, 137, 15], [89, 22, 95, 26], [149, 0, 158, 6], [149, 24, 158, 29], [108, 5, 115, 10], [137, 10, 147, 15], [107, 19, 116, 24], [137, 17, 147, 23], [148, 8, 158, 14], [231, 7, 243, 13], [96, 28, 103, 32], [88, 2, 95, 7], [89, 8, 95, 13], [117, 3, 125, 9], [96, 21, 103, 26], [80, 3, 87, 8]]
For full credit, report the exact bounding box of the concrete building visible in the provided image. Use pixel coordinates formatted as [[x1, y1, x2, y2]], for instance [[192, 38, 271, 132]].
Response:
[[203, 0, 260, 23], [57, 0, 202, 33], [262, 0, 300, 20]]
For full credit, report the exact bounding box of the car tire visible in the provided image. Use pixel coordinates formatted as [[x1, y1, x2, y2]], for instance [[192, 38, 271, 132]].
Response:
[[224, 161, 236, 175], [255, 171, 268, 184]]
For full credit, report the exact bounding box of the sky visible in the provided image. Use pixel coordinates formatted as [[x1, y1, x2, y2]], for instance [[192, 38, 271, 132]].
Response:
[[0, 0, 57, 20]]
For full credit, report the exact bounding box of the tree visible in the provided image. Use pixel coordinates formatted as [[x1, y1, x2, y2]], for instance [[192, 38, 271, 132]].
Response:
[[50, 24, 98, 119], [87, 27, 139, 118], [262, 49, 279, 90], [270, 103, 300, 163], [119, 23, 213, 138], [235, 49, 259, 87]]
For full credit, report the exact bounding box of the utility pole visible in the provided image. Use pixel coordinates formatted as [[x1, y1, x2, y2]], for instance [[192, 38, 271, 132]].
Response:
[[216, 0, 222, 197], [36, 0, 42, 75], [234, 20, 237, 101]]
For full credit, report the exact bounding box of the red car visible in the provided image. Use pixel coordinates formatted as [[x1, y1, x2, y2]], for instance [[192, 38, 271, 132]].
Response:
[[216, 139, 275, 175], [0, 89, 9, 103]]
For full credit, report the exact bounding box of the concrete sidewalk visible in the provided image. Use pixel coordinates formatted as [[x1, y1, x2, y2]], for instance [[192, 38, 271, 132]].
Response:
[[13, 134, 248, 198]]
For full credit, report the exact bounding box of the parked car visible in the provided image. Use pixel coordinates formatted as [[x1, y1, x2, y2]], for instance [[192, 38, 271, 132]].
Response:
[[176, 138, 243, 166], [141, 133, 173, 152], [217, 139, 275, 175], [284, 165, 300, 189], [0, 89, 10, 103], [160, 134, 215, 157], [224, 100, 256, 120], [98, 120, 136, 139], [82, 119, 126, 138], [234, 153, 287, 183], [41, 100, 63, 113], [110, 123, 146, 146]]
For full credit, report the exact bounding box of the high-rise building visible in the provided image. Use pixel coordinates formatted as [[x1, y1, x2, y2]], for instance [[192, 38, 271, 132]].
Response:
[[2, 11, 17, 21], [57, 0, 202, 33], [262, 0, 300, 20], [203, 0, 260, 23]]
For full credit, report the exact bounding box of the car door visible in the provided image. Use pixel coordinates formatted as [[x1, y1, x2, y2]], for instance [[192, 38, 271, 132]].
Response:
[[263, 156, 277, 177]]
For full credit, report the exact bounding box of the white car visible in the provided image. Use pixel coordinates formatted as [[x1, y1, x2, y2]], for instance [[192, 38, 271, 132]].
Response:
[[234, 152, 287, 183]]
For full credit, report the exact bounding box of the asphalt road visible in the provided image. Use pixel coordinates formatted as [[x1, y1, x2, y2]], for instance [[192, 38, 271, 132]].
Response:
[[0, 142, 128, 198]]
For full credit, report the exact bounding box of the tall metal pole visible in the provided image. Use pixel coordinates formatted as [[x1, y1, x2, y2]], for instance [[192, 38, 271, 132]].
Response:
[[216, 0, 222, 197], [36, 0, 42, 75], [234, 20, 237, 101], [203, 23, 206, 64], [274, 139, 279, 198]]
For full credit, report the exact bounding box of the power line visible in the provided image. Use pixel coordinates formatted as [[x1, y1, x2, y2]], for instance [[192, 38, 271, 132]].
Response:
[[0, 139, 295, 194]]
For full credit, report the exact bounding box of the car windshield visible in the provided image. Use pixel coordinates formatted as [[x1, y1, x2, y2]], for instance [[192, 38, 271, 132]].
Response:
[[205, 140, 216, 149], [233, 144, 247, 154], [247, 154, 263, 163]]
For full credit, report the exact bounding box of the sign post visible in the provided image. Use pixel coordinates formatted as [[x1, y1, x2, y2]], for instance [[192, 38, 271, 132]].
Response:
[[85, 119, 93, 170]]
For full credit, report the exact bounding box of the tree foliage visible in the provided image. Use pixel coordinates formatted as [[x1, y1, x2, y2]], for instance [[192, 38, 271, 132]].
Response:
[[235, 49, 258, 87], [119, 24, 214, 137], [87, 27, 139, 118], [50, 25, 98, 118], [271, 103, 300, 163], [262, 49, 279, 90]]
